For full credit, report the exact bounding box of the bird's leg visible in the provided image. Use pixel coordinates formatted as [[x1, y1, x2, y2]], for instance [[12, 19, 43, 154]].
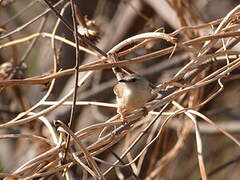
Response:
[[118, 108, 128, 125], [120, 114, 128, 125]]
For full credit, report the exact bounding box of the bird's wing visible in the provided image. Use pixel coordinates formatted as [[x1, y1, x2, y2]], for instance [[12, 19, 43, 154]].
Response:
[[113, 84, 123, 98]]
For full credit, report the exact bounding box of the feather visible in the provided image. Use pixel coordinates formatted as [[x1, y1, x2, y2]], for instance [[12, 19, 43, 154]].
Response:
[[113, 83, 123, 98]]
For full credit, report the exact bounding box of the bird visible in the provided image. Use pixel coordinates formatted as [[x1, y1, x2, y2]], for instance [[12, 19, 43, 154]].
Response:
[[113, 74, 156, 121]]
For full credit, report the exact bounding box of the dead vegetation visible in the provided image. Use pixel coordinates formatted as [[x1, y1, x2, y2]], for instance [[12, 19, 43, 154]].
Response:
[[0, 0, 240, 179]]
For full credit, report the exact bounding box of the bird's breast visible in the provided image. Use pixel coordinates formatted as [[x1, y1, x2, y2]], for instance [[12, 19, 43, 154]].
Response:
[[122, 87, 152, 109]]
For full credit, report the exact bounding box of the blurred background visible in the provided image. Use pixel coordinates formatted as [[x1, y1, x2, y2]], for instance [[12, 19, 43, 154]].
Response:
[[0, 0, 240, 179]]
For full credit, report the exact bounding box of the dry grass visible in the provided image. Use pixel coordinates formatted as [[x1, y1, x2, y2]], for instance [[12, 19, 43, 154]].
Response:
[[0, 0, 240, 179]]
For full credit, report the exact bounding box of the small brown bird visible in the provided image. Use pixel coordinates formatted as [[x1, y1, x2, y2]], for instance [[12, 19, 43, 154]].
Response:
[[113, 74, 155, 120]]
